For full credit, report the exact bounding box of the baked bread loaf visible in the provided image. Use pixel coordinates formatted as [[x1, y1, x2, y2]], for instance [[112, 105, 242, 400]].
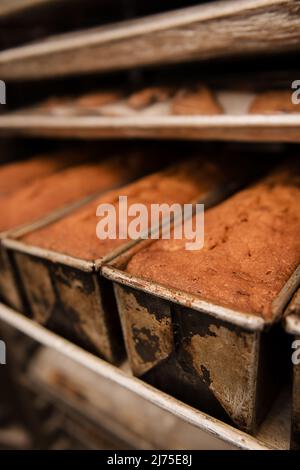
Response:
[[20, 156, 235, 260], [0, 150, 85, 198], [74, 91, 123, 108], [37, 96, 72, 110], [39, 91, 122, 111], [249, 90, 300, 114], [126, 161, 300, 320], [171, 85, 223, 115], [0, 153, 151, 233], [127, 87, 173, 110]]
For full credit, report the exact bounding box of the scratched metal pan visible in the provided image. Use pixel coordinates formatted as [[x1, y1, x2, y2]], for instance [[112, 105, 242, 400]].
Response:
[[283, 288, 300, 450], [0, 193, 100, 313], [2, 177, 242, 365], [101, 237, 300, 434]]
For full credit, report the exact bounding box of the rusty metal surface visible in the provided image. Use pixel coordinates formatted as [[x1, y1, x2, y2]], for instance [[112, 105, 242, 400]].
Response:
[[102, 239, 295, 432], [0, 192, 106, 313], [0, 240, 24, 311], [114, 282, 261, 432], [11, 250, 124, 363], [114, 283, 173, 377]]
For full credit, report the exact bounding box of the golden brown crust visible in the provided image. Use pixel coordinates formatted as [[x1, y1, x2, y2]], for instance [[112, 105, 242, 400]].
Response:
[[38, 96, 72, 109], [127, 162, 300, 320], [74, 91, 123, 108], [171, 85, 223, 115], [0, 153, 149, 233], [20, 156, 233, 260], [38, 91, 122, 110], [249, 90, 300, 114], [0, 150, 88, 198]]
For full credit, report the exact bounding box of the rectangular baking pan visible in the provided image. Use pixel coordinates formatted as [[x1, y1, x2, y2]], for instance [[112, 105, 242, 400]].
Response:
[[101, 237, 300, 433], [0, 194, 99, 312], [2, 176, 241, 364], [283, 288, 300, 450], [0, 148, 168, 311]]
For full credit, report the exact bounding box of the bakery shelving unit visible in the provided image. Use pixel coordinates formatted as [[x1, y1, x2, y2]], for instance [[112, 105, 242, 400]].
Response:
[[1, 0, 300, 141], [0, 0, 300, 80], [1, 1, 300, 143], [0, 0, 299, 450]]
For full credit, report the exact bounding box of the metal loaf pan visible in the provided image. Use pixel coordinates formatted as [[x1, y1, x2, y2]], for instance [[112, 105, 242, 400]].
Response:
[[283, 288, 300, 450], [0, 193, 99, 312], [101, 239, 300, 434], [0, 147, 168, 313], [2, 180, 239, 365]]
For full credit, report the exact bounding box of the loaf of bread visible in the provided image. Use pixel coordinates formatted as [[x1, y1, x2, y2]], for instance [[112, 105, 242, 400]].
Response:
[[0, 150, 86, 198], [126, 161, 300, 320], [127, 87, 173, 110], [0, 152, 153, 233], [74, 91, 123, 108], [249, 90, 300, 114], [171, 85, 223, 115], [20, 155, 236, 260], [39, 91, 122, 111]]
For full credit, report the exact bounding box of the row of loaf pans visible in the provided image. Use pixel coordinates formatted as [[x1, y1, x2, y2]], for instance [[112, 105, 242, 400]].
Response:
[[0, 151, 245, 363], [0, 144, 172, 311], [0, 155, 299, 445]]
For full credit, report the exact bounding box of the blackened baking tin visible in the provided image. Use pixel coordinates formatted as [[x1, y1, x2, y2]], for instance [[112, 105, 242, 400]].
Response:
[[0, 195, 98, 312], [101, 241, 300, 433]]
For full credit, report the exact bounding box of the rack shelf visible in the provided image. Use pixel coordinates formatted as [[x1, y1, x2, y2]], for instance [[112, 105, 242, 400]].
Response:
[[0, 303, 291, 450], [0, 0, 299, 80], [0, 113, 299, 143]]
